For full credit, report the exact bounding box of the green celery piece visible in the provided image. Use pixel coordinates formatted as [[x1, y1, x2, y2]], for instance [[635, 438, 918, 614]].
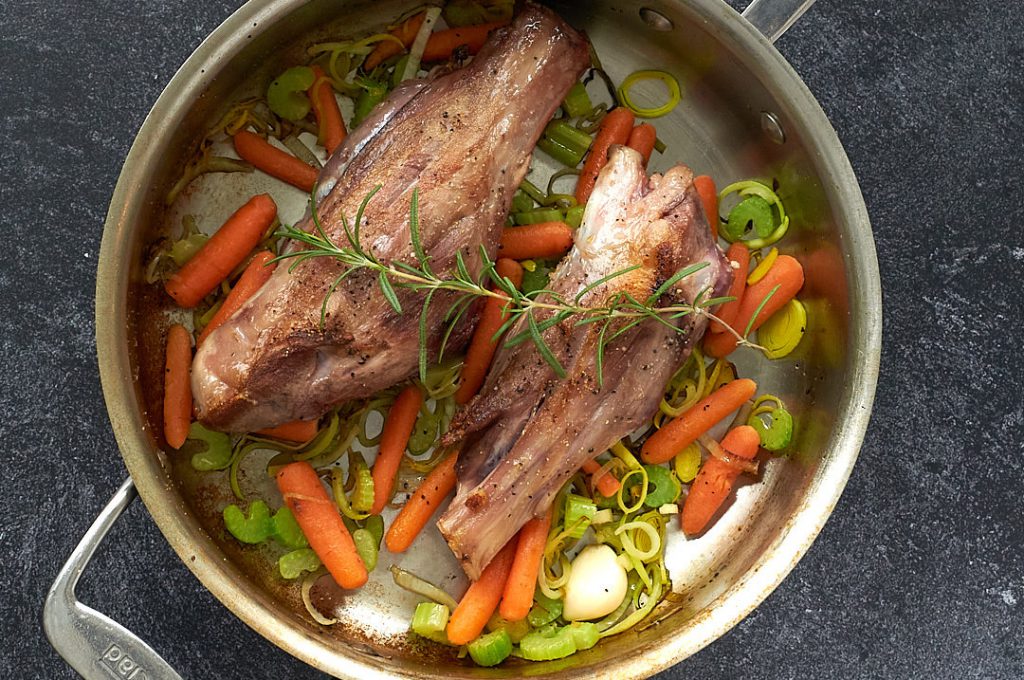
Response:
[[564, 493, 596, 539], [642, 464, 681, 507], [468, 629, 512, 667], [267, 66, 315, 121], [271, 507, 308, 549], [353, 79, 389, 127], [564, 204, 586, 229], [724, 196, 774, 241], [350, 463, 375, 513], [188, 422, 233, 471], [527, 591, 563, 628], [352, 528, 378, 572], [537, 137, 586, 168], [223, 501, 273, 544], [518, 626, 577, 661], [511, 190, 535, 214], [363, 514, 385, 548], [750, 407, 794, 451], [513, 208, 564, 226], [520, 261, 551, 296], [169, 233, 208, 267], [279, 548, 321, 579], [544, 119, 593, 157], [411, 601, 451, 644], [562, 82, 594, 118], [486, 611, 532, 643], [567, 622, 599, 651]]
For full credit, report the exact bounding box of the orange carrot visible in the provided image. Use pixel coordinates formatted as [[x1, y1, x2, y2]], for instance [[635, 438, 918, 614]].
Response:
[[454, 258, 524, 405], [703, 255, 805, 358], [641, 378, 757, 464], [581, 458, 621, 497], [276, 461, 368, 589], [197, 250, 276, 344], [709, 243, 750, 335], [693, 175, 719, 240], [370, 385, 424, 514], [681, 425, 761, 535], [446, 539, 517, 645], [364, 11, 426, 72], [627, 123, 657, 167], [499, 508, 554, 621], [385, 450, 459, 553], [575, 107, 635, 204], [498, 222, 573, 261], [233, 130, 318, 192], [165, 194, 277, 309], [308, 66, 346, 154], [422, 21, 508, 63], [256, 419, 318, 443], [163, 324, 193, 449]]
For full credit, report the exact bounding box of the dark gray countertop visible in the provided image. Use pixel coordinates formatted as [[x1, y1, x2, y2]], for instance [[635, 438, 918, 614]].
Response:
[[3, 1, 1022, 678]]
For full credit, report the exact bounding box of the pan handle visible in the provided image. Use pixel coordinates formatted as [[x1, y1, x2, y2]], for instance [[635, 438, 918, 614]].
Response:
[[741, 0, 817, 43], [43, 478, 183, 680]]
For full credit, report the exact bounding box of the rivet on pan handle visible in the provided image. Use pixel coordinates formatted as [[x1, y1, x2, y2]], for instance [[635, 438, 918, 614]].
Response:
[[43, 478, 183, 680], [742, 0, 817, 43]]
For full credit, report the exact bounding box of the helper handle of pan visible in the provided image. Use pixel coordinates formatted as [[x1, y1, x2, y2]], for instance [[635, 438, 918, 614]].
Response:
[[742, 0, 817, 43], [43, 478, 183, 680]]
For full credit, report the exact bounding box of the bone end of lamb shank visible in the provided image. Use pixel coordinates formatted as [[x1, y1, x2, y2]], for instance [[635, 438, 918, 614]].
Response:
[[190, 3, 590, 433], [437, 147, 734, 579]]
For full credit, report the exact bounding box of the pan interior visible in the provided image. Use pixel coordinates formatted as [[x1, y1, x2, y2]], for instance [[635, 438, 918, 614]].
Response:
[[100, 0, 877, 678]]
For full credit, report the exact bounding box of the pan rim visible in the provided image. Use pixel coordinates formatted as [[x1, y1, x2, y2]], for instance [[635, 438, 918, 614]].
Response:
[[95, 0, 881, 677]]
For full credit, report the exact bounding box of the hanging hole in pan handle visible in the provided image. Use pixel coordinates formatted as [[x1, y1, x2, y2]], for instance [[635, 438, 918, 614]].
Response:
[[742, 0, 818, 43], [43, 477, 183, 680]]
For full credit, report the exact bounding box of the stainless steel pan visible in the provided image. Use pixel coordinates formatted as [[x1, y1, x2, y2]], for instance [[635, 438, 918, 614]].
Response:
[[46, 0, 881, 677]]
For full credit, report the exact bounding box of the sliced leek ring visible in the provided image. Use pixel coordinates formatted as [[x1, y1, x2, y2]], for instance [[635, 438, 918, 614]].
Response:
[[757, 298, 806, 359]]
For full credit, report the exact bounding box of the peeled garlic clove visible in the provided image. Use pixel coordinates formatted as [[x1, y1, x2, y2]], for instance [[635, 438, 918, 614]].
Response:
[[562, 544, 629, 621]]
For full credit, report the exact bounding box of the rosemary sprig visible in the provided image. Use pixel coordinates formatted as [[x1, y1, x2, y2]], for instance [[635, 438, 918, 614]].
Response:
[[274, 187, 760, 384]]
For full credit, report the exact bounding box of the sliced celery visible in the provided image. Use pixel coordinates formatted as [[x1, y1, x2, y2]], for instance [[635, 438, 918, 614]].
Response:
[[271, 507, 308, 549], [223, 501, 273, 544], [468, 629, 512, 667], [642, 465, 681, 508], [563, 82, 594, 118], [279, 548, 321, 580], [411, 601, 450, 644], [564, 204, 586, 229], [527, 591, 563, 627], [513, 208, 564, 226], [188, 422, 232, 471], [518, 626, 577, 661], [567, 622, 599, 650], [564, 493, 597, 539], [352, 528, 378, 571]]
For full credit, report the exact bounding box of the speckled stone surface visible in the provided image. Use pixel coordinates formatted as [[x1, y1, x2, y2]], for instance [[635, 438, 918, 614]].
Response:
[[3, 1, 1022, 678]]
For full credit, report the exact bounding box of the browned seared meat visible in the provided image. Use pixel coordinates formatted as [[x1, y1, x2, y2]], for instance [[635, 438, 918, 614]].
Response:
[[437, 147, 733, 579], [192, 4, 590, 432]]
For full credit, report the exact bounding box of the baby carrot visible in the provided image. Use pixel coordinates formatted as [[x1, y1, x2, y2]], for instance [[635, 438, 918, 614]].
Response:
[[703, 255, 805, 358], [575, 107, 635, 204], [308, 66, 346, 153], [581, 458, 621, 497], [709, 243, 750, 335], [422, 21, 507, 63], [233, 130, 318, 192], [499, 508, 554, 622], [165, 194, 277, 309], [256, 419, 318, 443], [446, 539, 517, 645], [681, 425, 761, 535], [693, 175, 719, 240], [641, 378, 757, 464], [276, 461, 368, 589], [385, 450, 459, 553], [197, 250, 276, 344], [626, 123, 657, 167], [370, 385, 424, 514], [364, 11, 426, 72], [497, 222, 573, 261], [454, 258, 524, 405], [163, 324, 193, 449]]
